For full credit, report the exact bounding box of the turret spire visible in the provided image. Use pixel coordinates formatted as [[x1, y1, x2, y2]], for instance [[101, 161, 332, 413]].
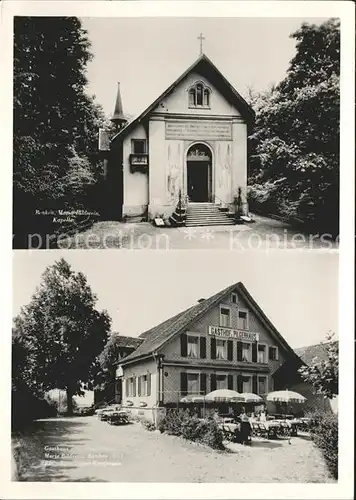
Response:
[[111, 82, 127, 130]]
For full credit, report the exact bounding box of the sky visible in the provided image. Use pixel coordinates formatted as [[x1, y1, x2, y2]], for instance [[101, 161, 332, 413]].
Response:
[[81, 17, 329, 118], [12, 250, 338, 349]]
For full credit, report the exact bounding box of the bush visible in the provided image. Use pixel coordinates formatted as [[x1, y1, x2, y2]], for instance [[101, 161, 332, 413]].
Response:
[[141, 419, 156, 431], [306, 410, 338, 479], [158, 409, 225, 450]]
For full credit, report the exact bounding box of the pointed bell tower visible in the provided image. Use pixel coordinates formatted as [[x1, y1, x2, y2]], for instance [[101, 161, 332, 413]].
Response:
[[110, 82, 127, 131]]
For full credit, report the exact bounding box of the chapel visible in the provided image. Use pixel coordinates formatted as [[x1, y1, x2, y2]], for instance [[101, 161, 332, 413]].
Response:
[[101, 49, 255, 225]]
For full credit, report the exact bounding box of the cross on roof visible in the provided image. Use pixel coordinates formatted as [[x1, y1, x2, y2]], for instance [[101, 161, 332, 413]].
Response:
[[197, 32, 205, 55]]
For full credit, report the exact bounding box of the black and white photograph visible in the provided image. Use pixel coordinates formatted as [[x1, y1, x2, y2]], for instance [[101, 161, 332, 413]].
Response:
[[1, 1, 354, 500], [12, 14, 341, 250], [11, 251, 339, 483]]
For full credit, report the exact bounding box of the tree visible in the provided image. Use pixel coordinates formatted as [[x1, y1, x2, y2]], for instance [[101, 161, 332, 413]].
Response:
[[298, 333, 338, 399], [13, 259, 111, 415], [248, 19, 340, 236], [13, 17, 110, 247]]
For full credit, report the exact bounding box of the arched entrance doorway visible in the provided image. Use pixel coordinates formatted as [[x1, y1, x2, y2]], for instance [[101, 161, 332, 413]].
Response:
[[186, 143, 212, 202]]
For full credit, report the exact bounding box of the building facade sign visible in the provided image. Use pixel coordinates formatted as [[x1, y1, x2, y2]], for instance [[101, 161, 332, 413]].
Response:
[[165, 120, 232, 141], [208, 325, 259, 342]]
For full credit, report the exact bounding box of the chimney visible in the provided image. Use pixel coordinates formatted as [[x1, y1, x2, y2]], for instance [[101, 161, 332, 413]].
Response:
[[197, 298, 205, 303], [110, 82, 127, 131]]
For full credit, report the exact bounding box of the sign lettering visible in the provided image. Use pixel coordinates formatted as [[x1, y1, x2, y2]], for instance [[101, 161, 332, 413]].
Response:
[[208, 325, 259, 342], [165, 120, 232, 140]]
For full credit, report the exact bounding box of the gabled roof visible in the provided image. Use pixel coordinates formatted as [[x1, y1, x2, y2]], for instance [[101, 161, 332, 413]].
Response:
[[295, 341, 338, 366], [120, 282, 298, 365], [111, 53, 255, 145], [110, 334, 143, 349]]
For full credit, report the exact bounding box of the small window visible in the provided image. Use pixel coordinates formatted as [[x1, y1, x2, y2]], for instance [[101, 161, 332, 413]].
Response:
[[187, 335, 199, 358], [132, 139, 146, 154], [269, 346, 279, 361], [187, 373, 199, 394], [216, 374, 227, 390], [127, 377, 136, 397], [242, 375, 252, 393], [216, 339, 227, 360], [238, 311, 248, 330], [242, 342, 251, 362], [231, 293, 238, 304], [257, 344, 267, 363], [258, 376, 267, 395], [220, 307, 231, 327]]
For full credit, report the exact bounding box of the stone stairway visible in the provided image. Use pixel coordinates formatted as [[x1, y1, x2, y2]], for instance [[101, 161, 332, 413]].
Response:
[[186, 203, 235, 227]]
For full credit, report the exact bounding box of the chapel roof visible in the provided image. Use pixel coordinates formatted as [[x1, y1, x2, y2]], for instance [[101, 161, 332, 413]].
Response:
[[120, 281, 298, 366], [110, 53, 255, 144]]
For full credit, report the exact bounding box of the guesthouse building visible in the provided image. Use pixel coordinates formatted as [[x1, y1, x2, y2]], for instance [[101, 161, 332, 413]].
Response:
[[117, 282, 304, 422]]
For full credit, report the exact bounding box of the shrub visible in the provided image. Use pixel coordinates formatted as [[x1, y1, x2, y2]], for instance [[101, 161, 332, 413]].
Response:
[[306, 410, 338, 479], [141, 419, 156, 431], [158, 410, 225, 450]]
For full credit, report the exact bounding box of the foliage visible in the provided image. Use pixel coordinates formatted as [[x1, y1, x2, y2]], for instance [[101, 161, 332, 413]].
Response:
[[158, 410, 225, 450], [306, 410, 338, 479], [13, 258, 111, 415], [13, 17, 111, 247], [299, 333, 338, 399], [248, 19, 340, 236], [141, 419, 157, 431]]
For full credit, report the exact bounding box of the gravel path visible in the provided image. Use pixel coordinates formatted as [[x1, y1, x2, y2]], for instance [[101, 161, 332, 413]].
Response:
[[58, 214, 338, 250], [13, 416, 333, 483]]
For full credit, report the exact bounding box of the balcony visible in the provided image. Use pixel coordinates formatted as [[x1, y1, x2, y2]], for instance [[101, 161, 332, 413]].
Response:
[[129, 153, 148, 173]]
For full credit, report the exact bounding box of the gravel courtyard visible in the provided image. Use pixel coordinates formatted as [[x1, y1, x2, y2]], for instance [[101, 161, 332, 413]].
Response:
[[13, 416, 334, 483], [57, 214, 338, 250]]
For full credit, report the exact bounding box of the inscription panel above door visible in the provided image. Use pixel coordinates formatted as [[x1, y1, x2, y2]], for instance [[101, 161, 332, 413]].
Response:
[[165, 120, 232, 141]]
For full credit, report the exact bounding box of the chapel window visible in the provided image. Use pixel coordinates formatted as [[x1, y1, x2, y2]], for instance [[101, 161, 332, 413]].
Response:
[[188, 81, 211, 108], [132, 139, 147, 154]]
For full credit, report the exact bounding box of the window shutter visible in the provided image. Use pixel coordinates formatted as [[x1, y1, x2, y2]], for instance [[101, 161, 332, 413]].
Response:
[[180, 372, 188, 397], [228, 374, 233, 390], [181, 333, 188, 357], [137, 376, 141, 397], [210, 373, 217, 391], [227, 340, 233, 361], [268, 346, 273, 360], [125, 378, 129, 397], [211, 337, 216, 359], [252, 343, 257, 363], [236, 341, 243, 361], [200, 373, 207, 395], [133, 377, 136, 397], [147, 374, 151, 396], [252, 374, 258, 394], [237, 375, 243, 393], [200, 337, 206, 359]]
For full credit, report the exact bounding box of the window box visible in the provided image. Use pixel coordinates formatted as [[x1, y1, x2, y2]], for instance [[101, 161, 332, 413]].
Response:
[[129, 153, 149, 172]]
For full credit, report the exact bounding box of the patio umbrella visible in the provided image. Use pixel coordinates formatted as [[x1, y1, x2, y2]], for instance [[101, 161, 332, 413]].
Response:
[[266, 389, 306, 418], [239, 392, 263, 404], [205, 389, 244, 402], [266, 390, 306, 404]]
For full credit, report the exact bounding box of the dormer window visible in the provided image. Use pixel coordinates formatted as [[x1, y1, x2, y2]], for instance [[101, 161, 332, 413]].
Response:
[[188, 81, 211, 108]]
